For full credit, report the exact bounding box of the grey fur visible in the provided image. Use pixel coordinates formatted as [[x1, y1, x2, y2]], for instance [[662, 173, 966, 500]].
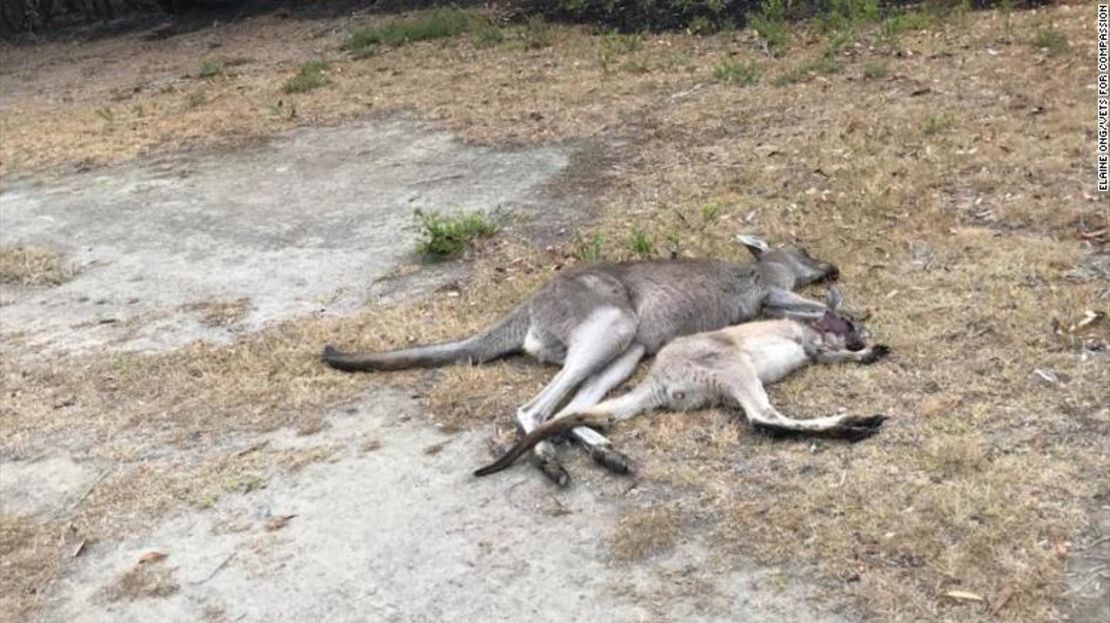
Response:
[[323, 237, 839, 484], [321, 307, 530, 371], [475, 292, 889, 478]]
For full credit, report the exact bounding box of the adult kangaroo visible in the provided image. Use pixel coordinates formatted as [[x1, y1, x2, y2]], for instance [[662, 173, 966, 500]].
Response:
[[322, 236, 840, 485], [474, 288, 889, 479]]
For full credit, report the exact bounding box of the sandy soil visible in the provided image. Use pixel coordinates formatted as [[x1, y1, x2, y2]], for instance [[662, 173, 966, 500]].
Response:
[[0, 113, 838, 622], [1, 3, 1107, 622]]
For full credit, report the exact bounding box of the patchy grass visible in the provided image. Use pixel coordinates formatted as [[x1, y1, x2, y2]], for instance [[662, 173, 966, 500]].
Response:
[[187, 91, 208, 108], [344, 8, 474, 55], [816, 0, 880, 32], [414, 209, 500, 262], [179, 298, 250, 327], [597, 32, 643, 73], [0, 245, 74, 286], [880, 7, 939, 40], [471, 20, 504, 48], [701, 200, 724, 224], [0, 5, 1106, 622], [610, 505, 681, 561], [281, 446, 339, 472], [198, 58, 224, 79], [604, 32, 642, 55], [1031, 27, 1069, 56], [999, 0, 1016, 41], [282, 60, 331, 94], [713, 58, 761, 85], [101, 562, 179, 602], [186, 461, 267, 510], [923, 112, 956, 135], [748, 0, 789, 54], [0, 517, 61, 620], [862, 61, 889, 79], [774, 55, 842, 85], [921, 434, 989, 479], [93, 106, 114, 124], [520, 15, 553, 50], [573, 231, 605, 262], [626, 227, 655, 259]]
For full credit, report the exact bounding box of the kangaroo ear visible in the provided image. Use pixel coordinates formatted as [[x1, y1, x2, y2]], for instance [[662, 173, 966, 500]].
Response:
[[826, 286, 843, 311], [735, 234, 771, 259]]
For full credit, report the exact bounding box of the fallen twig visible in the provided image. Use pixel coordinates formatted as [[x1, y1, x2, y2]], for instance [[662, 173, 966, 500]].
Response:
[[61, 467, 112, 518], [235, 441, 269, 458], [192, 552, 236, 585]]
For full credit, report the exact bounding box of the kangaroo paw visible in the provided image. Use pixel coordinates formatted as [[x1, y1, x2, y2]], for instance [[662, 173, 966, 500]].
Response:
[[537, 457, 570, 486], [530, 452, 570, 487], [591, 446, 633, 475], [837, 414, 888, 442], [752, 422, 802, 440], [753, 414, 887, 442], [862, 345, 891, 364]]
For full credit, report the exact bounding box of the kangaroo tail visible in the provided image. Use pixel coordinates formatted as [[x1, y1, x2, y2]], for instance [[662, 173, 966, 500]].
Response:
[[474, 412, 610, 477], [322, 304, 530, 372], [474, 380, 663, 477]]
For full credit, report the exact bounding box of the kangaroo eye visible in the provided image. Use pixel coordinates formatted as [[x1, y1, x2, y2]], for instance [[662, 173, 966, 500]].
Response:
[[673, 390, 686, 400]]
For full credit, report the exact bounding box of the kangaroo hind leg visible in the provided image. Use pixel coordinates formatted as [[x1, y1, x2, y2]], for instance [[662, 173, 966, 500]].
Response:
[[718, 361, 885, 441], [476, 362, 660, 478], [513, 306, 637, 485], [550, 343, 646, 474]]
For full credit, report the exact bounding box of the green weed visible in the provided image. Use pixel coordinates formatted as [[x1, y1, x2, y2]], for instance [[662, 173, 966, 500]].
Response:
[[282, 60, 331, 94], [627, 227, 655, 259], [345, 8, 474, 56], [414, 209, 500, 261], [714, 58, 761, 85], [573, 231, 605, 262]]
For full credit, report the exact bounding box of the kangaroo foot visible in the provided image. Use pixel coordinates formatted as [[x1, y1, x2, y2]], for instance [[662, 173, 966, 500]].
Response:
[[530, 445, 570, 486], [835, 414, 888, 442], [591, 446, 633, 475], [754, 414, 888, 443]]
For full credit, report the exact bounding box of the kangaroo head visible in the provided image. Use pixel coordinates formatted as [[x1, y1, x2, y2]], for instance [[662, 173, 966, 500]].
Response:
[[811, 287, 867, 351], [736, 235, 840, 288]]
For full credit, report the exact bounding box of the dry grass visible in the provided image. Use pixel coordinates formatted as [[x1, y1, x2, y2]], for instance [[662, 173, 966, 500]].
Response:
[[0, 3, 1108, 622], [179, 297, 251, 327], [279, 446, 340, 473], [610, 505, 682, 561], [0, 245, 74, 286], [0, 517, 64, 617], [0, 248, 550, 618], [101, 561, 179, 602]]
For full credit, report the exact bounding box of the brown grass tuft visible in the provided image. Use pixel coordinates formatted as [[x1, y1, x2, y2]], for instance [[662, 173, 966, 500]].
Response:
[[295, 413, 327, 436], [922, 434, 988, 479], [610, 505, 682, 561], [279, 446, 339, 473], [0, 517, 63, 619], [0, 245, 74, 286], [102, 562, 179, 602], [179, 298, 250, 327], [0, 4, 1107, 622]]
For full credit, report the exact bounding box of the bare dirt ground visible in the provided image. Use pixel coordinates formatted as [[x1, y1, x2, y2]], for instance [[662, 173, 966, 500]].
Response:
[[0, 118, 570, 354], [1, 2, 1108, 622]]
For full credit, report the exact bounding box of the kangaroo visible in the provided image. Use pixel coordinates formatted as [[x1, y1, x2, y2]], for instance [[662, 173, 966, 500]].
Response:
[[474, 288, 888, 478], [323, 235, 840, 485]]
